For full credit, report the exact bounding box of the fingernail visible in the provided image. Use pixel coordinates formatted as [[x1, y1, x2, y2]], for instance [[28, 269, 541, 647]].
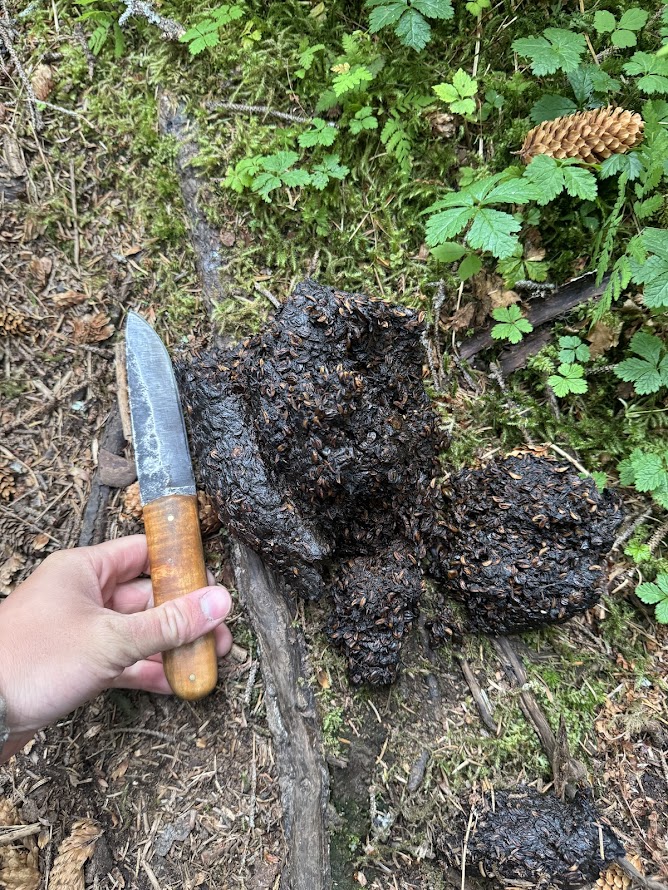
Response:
[[200, 587, 230, 621]]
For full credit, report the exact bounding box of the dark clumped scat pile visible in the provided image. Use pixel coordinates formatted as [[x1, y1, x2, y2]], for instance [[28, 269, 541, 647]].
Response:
[[427, 453, 623, 645], [176, 279, 445, 684], [176, 280, 623, 685], [437, 787, 626, 889]]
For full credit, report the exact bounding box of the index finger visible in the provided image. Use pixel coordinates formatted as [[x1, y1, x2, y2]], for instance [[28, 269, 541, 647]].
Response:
[[82, 535, 151, 597]]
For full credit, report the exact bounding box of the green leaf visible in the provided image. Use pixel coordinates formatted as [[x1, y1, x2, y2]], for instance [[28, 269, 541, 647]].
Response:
[[561, 164, 598, 200], [523, 154, 564, 205], [349, 106, 378, 134], [298, 118, 337, 148], [484, 177, 537, 204], [425, 207, 476, 244], [655, 598, 668, 623], [466, 208, 521, 259], [395, 8, 431, 50], [599, 152, 643, 180], [332, 65, 374, 97], [593, 10, 616, 33], [491, 305, 533, 344], [512, 28, 587, 76], [547, 363, 588, 397], [631, 452, 665, 492], [452, 68, 477, 97], [614, 331, 668, 394], [558, 336, 590, 364], [368, 2, 406, 33], [618, 8, 649, 31], [430, 242, 467, 262], [252, 172, 282, 201], [635, 581, 667, 605], [411, 0, 453, 20], [530, 94, 577, 124], [450, 97, 476, 115], [261, 151, 300, 174], [627, 331, 664, 364], [634, 254, 668, 308], [433, 83, 458, 103], [590, 471, 608, 492], [612, 29, 637, 48], [458, 252, 482, 279]]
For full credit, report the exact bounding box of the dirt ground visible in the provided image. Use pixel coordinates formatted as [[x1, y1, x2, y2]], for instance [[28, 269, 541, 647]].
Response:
[[1, 32, 667, 890]]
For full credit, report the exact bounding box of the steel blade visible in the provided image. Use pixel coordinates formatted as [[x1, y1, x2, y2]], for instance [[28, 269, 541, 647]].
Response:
[[126, 311, 195, 505]]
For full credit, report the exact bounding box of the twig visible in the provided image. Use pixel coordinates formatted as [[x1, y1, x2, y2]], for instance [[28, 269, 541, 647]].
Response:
[[0, 824, 40, 846], [101, 727, 177, 743], [649, 516, 668, 555], [1, 381, 84, 435], [0, 503, 61, 545], [489, 362, 535, 447], [547, 443, 591, 477], [457, 657, 497, 735], [73, 23, 95, 78], [254, 282, 281, 309], [613, 510, 653, 552], [207, 100, 314, 125], [460, 806, 475, 890], [69, 157, 80, 272], [617, 857, 668, 890], [118, 0, 185, 39], [0, 18, 42, 130]]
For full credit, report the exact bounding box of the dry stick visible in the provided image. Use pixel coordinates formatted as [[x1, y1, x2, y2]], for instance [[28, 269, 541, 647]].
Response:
[[613, 510, 653, 552], [232, 543, 330, 890], [0, 19, 42, 130], [0, 824, 40, 846], [457, 657, 497, 735], [78, 406, 126, 547], [118, 0, 185, 39], [1, 381, 84, 435], [649, 516, 668, 555], [164, 96, 331, 890], [617, 858, 668, 890], [207, 100, 314, 125], [492, 637, 587, 794]]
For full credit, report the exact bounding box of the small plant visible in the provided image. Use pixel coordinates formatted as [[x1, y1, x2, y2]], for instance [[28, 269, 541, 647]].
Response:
[[635, 573, 668, 623], [491, 305, 533, 344], [593, 9, 648, 49], [224, 151, 348, 202], [348, 106, 378, 134], [365, 0, 454, 52], [615, 331, 668, 395], [179, 3, 245, 55], [557, 336, 590, 365], [298, 118, 338, 148], [547, 363, 588, 397], [619, 447, 668, 510], [77, 0, 125, 56], [433, 69, 478, 117]]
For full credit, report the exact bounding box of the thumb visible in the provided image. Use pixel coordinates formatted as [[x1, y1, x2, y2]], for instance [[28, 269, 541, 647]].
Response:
[[112, 586, 232, 665]]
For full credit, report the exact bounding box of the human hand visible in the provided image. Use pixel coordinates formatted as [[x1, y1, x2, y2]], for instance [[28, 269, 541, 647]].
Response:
[[0, 535, 232, 762]]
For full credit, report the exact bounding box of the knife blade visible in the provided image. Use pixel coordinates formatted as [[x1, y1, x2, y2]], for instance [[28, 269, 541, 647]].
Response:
[[125, 311, 217, 701]]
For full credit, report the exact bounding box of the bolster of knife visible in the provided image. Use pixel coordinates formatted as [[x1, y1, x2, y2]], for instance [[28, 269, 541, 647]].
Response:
[[143, 493, 218, 701]]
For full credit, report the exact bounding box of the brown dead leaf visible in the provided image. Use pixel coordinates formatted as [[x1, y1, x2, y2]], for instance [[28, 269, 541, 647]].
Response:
[[586, 320, 620, 358], [31, 64, 54, 101], [489, 288, 519, 309], [2, 134, 26, 178], [220, 231, 236, 247], [524, 244, 546, 262], [110, 759, 129, 781], [28, 256, 52, 287], [317, 668, 331, 689], [445, 301, 475, 332], [51, 290, 87, 308], [428, 111, 456, 137], [71, 313, 114, 344]]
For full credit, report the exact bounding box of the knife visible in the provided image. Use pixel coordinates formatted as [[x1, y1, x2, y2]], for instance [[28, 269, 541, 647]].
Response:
[[125, 311, 217, 701]]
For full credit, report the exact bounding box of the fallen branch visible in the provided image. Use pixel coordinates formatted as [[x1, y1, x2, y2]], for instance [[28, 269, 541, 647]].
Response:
[[0, 15, 42, 130], [459, 272, 609, 374], [118, 0, 185, 39], [232, 542, 330, 890], [207, 100, 314, 125]]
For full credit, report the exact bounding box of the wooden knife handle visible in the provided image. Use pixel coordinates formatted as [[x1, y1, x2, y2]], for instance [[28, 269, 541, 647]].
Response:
[[143, 493, 218, 701]]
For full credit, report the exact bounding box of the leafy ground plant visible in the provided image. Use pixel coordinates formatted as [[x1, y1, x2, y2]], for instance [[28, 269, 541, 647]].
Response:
[[635, 574, 668, 623]]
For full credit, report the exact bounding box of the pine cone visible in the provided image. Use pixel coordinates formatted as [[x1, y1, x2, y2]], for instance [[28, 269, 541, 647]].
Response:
[[198, 489, 222, 536], [0, 460, 16, 501], [0, 798, 19, 826], [0, 514, 35, 553], [122, 485, 221, 535], [596, 853, 643, 890], [520, 107, 644, 165], [49, 820, 101, 890], [0, 798, 40, 890], [30, 64, 54, 101], [71, 313, 114, 345], [0, 307, 30, 337]]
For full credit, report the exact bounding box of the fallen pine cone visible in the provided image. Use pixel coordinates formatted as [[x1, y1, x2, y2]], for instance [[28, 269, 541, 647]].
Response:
[[520, 106, 644, 165], [71, 312, 114, 345], [0, 459, 16, 501], [122, 483, 222, 535], [0, 306, 31, 337], [49, 819, 101, 890], [596, 853, 643, 890], [30, 64, 54, 101], [0, 798, 40, 890]]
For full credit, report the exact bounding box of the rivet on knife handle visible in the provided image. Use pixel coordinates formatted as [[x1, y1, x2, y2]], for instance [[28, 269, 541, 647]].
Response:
[[143, 493, 217, 700]]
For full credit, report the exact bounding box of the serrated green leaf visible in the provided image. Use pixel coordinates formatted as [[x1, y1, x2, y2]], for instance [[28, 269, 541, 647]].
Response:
[[562, 164, 598, 200], [315, 90, 338, 113], [599, 152, 643, 180], [655, 598, 668, 623], [252, 172, 282, 201], [411, 0, 453, 19], [593, 10, 616, 33], [282, 168, 312, 188], [452, 68, 477, 97], [451, 97, 476, 115], [261, 151, 299, 174], [618, 8, 648, 31], [523, 154, 564, 204], [512, 28, 587, 76], [618, 457, 636, 486], [615, 358, 663, 393], [629, 331, 664, 364], [631, 452, 665, 491], [637, 73, 668, 95], [635, 581, 667, 604], [433, 82, 460, 103], [466, 208, 521, 259], [332, 65, 374, 97], [530, 94, 578, 124], [368, 2, 406, 32], [484, 177, 537, 204], [298, 118, 337, 148], [395, 7, 431, 50], [635, 194, 664, 219], [425, 207, 476, 244], [635, 254, 668, 307], [430, 242, 467, 262]]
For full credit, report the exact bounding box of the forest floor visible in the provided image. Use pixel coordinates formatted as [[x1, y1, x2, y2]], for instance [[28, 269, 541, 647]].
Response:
[[1, 1, 668, 888]]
